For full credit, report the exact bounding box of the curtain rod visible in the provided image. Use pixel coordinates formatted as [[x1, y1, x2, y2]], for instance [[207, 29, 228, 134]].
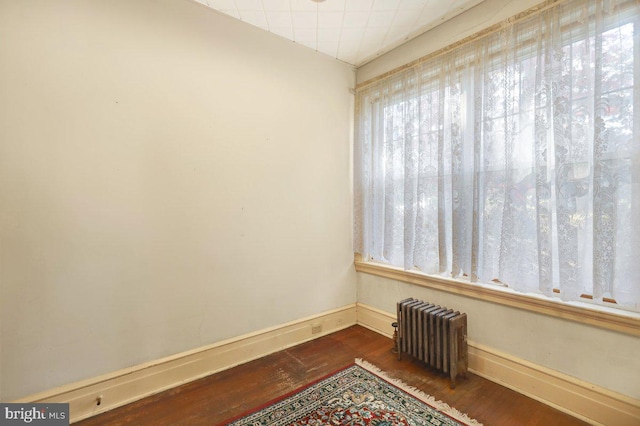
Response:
[[354, 0, 563, 92]]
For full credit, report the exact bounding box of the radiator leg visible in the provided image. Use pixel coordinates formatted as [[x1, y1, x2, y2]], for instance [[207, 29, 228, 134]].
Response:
[[460, 327, 468, 380], [393, 321, 402, 360], [450, 368, 457, 389], [391, 322, 399, 355], [449, 324, 458, 389]]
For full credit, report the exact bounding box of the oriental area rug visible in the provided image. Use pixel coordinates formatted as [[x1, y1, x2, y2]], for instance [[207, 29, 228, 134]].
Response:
[[222, 359, 482, 426]]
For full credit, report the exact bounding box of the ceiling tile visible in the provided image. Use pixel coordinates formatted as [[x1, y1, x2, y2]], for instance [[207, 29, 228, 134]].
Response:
[[239, 10, 267, 28], [340, 28, 364, 41], [270, 26, 294, 39], [318, 12, 344, 28], [345, 0, 374, 11], [234, 0, 261, 10], [294, 28, 317, 41], [292, 11, 317, 28], [261, 0, 290, 11], [399, 0, 429, 10], [385, 26, 411, 43], [359, 38, 383, 57], [317, 0, 346, 12], [392, 9, 420, 27], [338, 53, 358, 64], [362, 27, 386, 45], [342, 11, 370, 28], [317, 41, 339, 57], [265, 11, 291, 28], [367, 10, 395, 27], [196, 0, 487, 66], [339, 38, 362, 54], [337, 52, 358, 62], [206, 0, 235, 8], [337, 42, 360, 63], [297, 39, 317, 50], [289, 0, 317, 12], [318, 28, 342, 42], [372, 0, 401, 11]]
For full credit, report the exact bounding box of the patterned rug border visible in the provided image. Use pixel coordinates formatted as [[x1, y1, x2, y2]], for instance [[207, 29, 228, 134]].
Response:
[[217, 363, 357, 426], [354, 358, 482, 426], [219, 359, 482, 426]]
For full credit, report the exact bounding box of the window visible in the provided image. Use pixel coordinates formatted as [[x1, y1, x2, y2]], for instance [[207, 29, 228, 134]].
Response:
[[354, 0, 640, 313]]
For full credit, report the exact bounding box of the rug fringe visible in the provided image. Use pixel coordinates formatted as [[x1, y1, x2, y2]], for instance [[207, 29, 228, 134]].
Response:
[[354, 358, 483, 426]]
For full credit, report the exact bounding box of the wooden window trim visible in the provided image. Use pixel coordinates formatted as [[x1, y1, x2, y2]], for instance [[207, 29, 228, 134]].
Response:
[[354, 256, 640, 337]]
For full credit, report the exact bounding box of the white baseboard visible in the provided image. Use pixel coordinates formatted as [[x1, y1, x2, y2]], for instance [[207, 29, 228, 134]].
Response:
[[356, 303, 395, 338], [15, 303, 640, 426], [15, 304, 357, 424], [355, 303, 640, 426]]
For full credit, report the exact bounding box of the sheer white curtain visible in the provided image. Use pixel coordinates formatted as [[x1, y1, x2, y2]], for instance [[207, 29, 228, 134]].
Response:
[[354, 0, 640, 312]]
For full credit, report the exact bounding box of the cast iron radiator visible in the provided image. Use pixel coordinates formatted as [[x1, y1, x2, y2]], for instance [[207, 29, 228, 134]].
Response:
[[396, 298, 468, 388]]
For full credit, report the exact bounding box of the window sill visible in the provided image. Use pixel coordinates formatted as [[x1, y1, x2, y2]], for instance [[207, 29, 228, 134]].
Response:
[[354, 257, 640, 337]]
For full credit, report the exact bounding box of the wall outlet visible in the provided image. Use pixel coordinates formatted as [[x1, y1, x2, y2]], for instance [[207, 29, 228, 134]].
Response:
[[311, 324, 322, 334]]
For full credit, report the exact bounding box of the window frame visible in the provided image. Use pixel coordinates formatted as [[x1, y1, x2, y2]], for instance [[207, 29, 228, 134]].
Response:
[[354, 254, 640, 337], [354, 0, 640, 326]]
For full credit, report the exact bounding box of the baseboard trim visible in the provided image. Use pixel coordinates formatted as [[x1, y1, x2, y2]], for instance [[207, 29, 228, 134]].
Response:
[[468, 342, 640, 426], [14, 305, 357, 424], [356, 303, 396, 338], [355, 302, 640, 426]]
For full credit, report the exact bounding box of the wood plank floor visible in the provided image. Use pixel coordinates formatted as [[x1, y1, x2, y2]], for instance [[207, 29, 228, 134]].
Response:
[[78, 325, 587, 425]]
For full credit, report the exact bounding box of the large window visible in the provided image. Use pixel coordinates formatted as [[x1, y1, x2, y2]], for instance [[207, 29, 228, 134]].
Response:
[[354, 0, 640, 312]]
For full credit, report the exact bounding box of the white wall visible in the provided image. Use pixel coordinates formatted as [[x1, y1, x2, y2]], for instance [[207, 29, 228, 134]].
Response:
[[358, 274, 640, 399], [0, 0, 355, 400], [356, 0, 640, 401]]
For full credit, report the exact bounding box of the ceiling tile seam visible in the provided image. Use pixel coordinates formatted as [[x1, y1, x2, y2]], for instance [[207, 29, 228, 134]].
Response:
[[375, 2, 431, 64], [336, 3, 347, 60], [334, 2, 364, 64], [378, 2, 402, 59], [288, 0, 294, 42], [353, 2, 375, 64], [291, 2, 308, 48], [198, 0, 489, 67], [354, 1, 480, 67], [195, 0, 355, 66], [408, 2, 430, 41], [232, 0, 241, 22], [260, 0, 269, 32]]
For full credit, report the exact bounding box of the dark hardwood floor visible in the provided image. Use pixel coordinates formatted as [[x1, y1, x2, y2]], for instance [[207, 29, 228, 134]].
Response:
[[78, 325, 587, 425]]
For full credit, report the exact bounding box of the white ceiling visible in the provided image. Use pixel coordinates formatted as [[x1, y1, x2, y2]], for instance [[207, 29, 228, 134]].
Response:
[[193, 0, 485, 66]]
